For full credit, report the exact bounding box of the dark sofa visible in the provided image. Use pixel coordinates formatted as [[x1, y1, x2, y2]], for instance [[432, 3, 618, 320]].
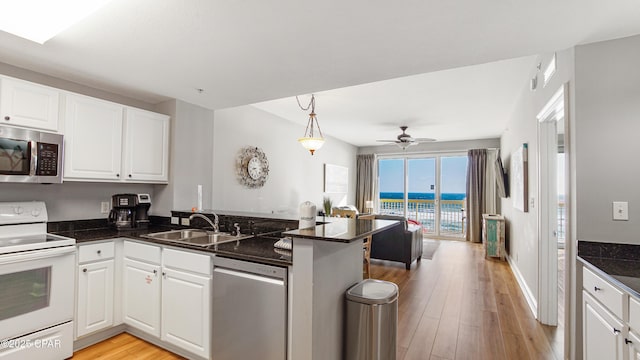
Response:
[[370, 215, 423, 270]]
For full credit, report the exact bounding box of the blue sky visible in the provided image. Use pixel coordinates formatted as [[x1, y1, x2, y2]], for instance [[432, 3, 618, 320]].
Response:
[[379, 156, 468, 194]]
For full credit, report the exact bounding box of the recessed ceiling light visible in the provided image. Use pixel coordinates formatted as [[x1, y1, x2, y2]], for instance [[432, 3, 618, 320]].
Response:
[[0, 0, 113, 44]]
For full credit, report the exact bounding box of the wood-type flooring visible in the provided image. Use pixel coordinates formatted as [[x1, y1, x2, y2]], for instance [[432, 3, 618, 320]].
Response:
[[73, 240, 562, 359]]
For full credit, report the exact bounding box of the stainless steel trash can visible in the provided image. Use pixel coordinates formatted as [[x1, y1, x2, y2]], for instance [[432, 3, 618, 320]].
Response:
[[346, 279, 399, 360]]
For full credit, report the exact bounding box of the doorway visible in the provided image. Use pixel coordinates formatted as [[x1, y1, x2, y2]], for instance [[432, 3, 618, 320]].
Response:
[[537, 83, 570, 357], [377, 154, 468, 239]]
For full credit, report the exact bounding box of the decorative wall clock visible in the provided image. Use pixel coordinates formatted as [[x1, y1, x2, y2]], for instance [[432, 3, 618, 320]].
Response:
[[236, 146, 269, 188]]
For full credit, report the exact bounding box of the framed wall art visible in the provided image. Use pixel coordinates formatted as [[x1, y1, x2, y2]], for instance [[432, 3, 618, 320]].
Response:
[[324, 164, 348, 194], [511, 143, 529, 212]]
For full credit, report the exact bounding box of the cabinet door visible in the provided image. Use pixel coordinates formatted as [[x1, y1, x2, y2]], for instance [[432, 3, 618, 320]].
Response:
[[583, 291, 624, 360], [76, 259, 114, 337], [628, 331, 640, 360], [123, 108, 169, 182], [63, 94, 124, 180], [0, 77, 59, 131], [123, 258, 161, 337], [161, 267, 211, 358]]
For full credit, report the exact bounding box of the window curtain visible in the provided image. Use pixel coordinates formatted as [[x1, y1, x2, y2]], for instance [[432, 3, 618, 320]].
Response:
[[484, 149, 499, 215], [355, 154, 375, 213], [466, 149, 487, 243]]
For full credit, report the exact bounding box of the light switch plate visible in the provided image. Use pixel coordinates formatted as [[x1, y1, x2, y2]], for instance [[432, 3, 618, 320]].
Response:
[[181, 218, 190, 226], [613, 201, 629, 221], [171, 216, 179, 225]]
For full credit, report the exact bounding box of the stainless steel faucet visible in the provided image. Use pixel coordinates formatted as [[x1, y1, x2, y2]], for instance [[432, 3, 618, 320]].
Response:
[[189, 213, 220, 232]]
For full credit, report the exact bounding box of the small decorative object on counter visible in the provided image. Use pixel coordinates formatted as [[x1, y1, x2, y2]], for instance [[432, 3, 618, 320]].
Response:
[[236, 146, 269, 188], [299, 201, 316, 229], [323, 196, 333, 216]]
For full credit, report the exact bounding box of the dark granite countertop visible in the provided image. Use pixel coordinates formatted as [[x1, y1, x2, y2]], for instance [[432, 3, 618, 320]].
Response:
[[283, 218, 398, 243], [578, 240, 640, 299], [51, 226, 292, 267], [578, 256, 640, 299]]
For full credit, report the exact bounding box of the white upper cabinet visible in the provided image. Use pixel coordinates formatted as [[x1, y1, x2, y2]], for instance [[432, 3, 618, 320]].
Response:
[[0, 76, 60, 132], [62, 94, 170, 183], [123, 108, 170, 183], [64, 93, 124, 180]]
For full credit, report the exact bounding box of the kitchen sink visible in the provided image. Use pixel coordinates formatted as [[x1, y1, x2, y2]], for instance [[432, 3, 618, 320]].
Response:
[[142, 229, 253, 247], [148, 229, 208, 240]]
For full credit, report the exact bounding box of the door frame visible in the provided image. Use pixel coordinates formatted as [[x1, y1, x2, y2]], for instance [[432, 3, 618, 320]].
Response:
[[536, 83, 570, 331], [376, 151, 467, 239]]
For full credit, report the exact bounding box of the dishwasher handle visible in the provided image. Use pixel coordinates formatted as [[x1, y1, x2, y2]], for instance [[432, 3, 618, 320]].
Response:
[[214, 267, 285, 285]]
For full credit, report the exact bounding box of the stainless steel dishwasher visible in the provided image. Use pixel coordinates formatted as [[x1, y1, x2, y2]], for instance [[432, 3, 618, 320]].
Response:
[[212, 256, 287, 360]]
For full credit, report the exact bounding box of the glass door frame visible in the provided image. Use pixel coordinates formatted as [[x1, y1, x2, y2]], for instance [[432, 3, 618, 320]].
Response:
[[376, 151, 467, 239]]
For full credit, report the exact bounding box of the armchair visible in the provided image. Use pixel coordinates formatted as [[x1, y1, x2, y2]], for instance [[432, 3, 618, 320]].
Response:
[[370, 215, 423, 270]]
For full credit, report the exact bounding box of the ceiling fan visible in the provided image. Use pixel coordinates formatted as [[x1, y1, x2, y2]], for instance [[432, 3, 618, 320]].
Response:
[[376, 126, 436, 149]]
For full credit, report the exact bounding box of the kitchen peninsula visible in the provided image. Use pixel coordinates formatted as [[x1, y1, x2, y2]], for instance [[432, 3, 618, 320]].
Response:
[[283, 217, 398, 360]]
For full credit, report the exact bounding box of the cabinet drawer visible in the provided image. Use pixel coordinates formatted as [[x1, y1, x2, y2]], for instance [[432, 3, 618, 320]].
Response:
[[583, 267, 624, 318], [630, 296, 640, 332], [78, 241, 115, 263], [124, 240, 161, 264], [163, 248, 211, 276]]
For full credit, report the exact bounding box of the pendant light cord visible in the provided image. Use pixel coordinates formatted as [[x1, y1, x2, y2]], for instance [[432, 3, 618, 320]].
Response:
[[296, 94, 315, 113]]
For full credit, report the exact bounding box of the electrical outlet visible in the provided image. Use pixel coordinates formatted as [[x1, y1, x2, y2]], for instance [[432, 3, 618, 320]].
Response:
[[181, 218, 190, 226], [100, 202, 110, 214], [171, 216, 179, 225]]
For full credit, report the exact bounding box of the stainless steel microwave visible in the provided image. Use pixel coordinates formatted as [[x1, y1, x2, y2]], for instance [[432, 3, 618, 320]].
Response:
[[0, 125, 63, 183]]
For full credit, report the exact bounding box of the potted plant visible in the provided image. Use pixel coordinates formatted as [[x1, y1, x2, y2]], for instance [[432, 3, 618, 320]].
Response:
[[323, 197, 333, 216]]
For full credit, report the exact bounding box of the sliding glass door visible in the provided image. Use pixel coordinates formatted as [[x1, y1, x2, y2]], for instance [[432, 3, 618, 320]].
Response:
[[439, 156, 468, 237], [378, 154, 467, 239]]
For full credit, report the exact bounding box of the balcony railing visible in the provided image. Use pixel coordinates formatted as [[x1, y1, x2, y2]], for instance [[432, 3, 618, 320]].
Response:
[[378, 198, 466, 238], [378, 198, 565, 242]]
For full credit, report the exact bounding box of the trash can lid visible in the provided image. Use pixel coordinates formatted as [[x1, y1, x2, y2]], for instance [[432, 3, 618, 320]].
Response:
[[346, 279, 399, 304]]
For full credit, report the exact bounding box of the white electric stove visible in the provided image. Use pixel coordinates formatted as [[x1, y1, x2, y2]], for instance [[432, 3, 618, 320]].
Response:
[[0, 201, 75, 359]]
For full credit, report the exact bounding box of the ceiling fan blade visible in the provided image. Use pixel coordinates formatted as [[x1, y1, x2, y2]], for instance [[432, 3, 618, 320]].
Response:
[[376, 140, 399, 143], [414, 138, 437, 142]]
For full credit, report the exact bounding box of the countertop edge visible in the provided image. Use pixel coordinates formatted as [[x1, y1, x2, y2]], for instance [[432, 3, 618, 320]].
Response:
[[283, 219, 399, 243], [56, 229, 292, 266], [578, 256, 640, 299]]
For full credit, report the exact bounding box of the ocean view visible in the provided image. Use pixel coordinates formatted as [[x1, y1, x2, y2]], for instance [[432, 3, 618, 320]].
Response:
[[378, 192, 467, 236]]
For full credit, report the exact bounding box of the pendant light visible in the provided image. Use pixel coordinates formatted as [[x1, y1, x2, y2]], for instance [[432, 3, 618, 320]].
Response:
[[296, 94, 325, 155]]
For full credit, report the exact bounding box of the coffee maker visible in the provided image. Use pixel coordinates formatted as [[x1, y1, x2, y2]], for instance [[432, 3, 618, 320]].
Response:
[[108, 193, 151, 229], [134, 194, 151, 229]]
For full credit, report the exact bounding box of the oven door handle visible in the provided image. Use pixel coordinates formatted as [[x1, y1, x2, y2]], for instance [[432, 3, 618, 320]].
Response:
[[0, 246, 75, 265]]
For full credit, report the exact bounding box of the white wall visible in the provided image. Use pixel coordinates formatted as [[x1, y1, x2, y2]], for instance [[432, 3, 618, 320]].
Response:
[[0, 182, 154, 221], [153, 99, 215, 216], [212, 105, 357, 215], [574, 34, 640, 244], [499, 48, 575, 313]]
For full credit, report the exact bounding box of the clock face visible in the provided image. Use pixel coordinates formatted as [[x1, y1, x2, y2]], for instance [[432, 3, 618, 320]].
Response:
[[248, 157, 262, 180]]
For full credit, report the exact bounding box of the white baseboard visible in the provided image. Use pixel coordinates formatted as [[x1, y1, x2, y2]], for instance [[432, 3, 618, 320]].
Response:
[[506, 254, 538, 319]]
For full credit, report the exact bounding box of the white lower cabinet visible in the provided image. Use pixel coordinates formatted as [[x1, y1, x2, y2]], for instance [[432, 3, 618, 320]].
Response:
[[122, 241, 212, 358], [161, 267, 211, 358], [627, 331, 640, 360], [583, 291, 624, 360], [122, 257, 161, 337], [76, 241, 116, 338]]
